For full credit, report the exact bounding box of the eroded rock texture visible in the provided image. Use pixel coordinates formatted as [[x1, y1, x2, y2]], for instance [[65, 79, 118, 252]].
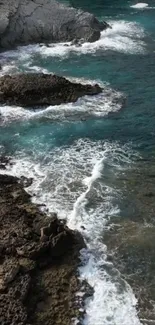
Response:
[[0, 172, 90, 325], [0, 0, 109, 48], [0, 73, 102, 107]]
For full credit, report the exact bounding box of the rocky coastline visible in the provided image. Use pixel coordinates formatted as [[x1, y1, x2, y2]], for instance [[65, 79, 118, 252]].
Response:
[[0, 1, 103, 319], [0, 158, 92, 325], [0, 73, 102, 107], [0, 0, 110, 49]]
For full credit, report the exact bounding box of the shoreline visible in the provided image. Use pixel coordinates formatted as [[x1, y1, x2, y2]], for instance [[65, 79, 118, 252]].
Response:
[[0, 158, 93, 325]]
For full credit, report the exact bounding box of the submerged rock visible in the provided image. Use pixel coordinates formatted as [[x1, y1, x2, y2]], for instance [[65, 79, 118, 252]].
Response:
[[0, 173, 89, 325], [0, 73, 102, 107], [0, 0, 110, 49]]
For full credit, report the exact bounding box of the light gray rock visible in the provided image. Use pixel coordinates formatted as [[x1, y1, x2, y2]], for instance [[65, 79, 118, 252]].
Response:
[[0, 0, 110, 48]]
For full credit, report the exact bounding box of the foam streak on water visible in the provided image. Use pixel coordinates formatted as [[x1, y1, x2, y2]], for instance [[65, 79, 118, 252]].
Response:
[[130, 3, 155, 9], [0, 78, 124, 125], [0, 20, 146, 72], [0, 139, 141, 325], [131, 3, 149, 8], [67, 148, 141, 325], [32, 20, 145, 56]]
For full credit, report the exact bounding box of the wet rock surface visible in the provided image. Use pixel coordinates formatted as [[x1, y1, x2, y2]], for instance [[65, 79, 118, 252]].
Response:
[[104, 162, 155, 324], [0, 155, 13, 169], [0, 170, 90, 325], [0, 73, 102, 107]]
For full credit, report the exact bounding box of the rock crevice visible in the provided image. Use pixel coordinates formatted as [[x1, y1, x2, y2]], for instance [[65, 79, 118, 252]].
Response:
[[0, 171, 90, 325], [0, 0, 110, 48]]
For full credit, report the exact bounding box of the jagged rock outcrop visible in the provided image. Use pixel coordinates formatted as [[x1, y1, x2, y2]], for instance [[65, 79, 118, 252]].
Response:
[[0, 170, 91, 325], [0, 0, 110, 49], [0, 73, 102, 107]]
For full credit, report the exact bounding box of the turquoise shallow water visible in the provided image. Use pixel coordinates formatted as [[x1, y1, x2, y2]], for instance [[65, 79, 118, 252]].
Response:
[[1, 0, 155, 156], [0, 1, 155, 324]]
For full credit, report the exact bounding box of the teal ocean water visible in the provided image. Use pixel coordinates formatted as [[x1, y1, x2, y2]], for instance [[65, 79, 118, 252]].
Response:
[[0, 1, 155, 324]]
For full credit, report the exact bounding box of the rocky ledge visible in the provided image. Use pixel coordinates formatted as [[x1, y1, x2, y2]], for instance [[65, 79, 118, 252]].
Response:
[[0, 0, 110, 49], [0, 170, 91, 325], [0, 73, 102, 107]]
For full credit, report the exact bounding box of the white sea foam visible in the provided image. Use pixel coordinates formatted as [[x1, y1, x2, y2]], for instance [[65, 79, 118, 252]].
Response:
[[0, 20, 146, 71], [0, 11, 147, 325], [0, 139, 141, 325], [80, 250, 141, 325], [32, 21, 145, 56], [0, 105, 34, 122], [130, 2, 155, 9], [131, 3, 149, 8], [0, 64, 19, 76], [0, 78, 124, 125]]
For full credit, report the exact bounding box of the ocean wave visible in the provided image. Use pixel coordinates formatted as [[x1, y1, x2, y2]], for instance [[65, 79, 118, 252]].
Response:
[[0, 78, 124, 125], [0, 20, 146, 70], [0, 139, 141, 325], [33, 20, 145, 55]]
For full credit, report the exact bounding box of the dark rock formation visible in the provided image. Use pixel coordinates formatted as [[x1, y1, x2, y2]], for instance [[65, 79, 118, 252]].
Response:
[[0, 173, 91, 325], [0, 156, 13, 169], [0, 0, 110, 49], [0, 73, 102, 107]]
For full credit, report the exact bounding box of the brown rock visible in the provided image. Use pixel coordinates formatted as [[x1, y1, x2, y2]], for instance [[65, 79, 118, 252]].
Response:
[[4, 263, 20, 284], [0, 73, 102, 107], [19, 259, 36, 273], [0, 278, 7, 292], [51, 231, 73, 257], [0, 173, 90, 325]]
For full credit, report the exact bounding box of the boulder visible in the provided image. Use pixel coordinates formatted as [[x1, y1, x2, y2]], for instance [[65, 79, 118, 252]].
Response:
[[0, 73, 102, 107], [0, 0, 110, 49]]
